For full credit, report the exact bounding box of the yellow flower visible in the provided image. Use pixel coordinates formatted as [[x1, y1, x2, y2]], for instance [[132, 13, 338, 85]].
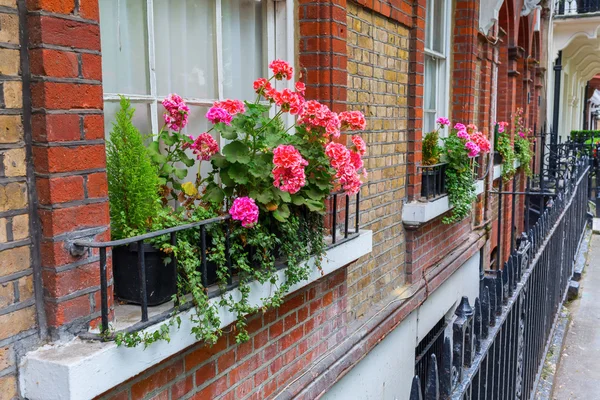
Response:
[[181, 182, 198, 196]]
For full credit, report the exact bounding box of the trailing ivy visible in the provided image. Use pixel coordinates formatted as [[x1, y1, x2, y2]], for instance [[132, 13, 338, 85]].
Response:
[[497, 132, 516, 180], [442, 131, 477, 224]]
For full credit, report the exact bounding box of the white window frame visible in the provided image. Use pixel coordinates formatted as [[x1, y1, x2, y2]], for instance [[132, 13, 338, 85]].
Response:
[[101, 0, 295, 136], [423, 0, 452, 136]]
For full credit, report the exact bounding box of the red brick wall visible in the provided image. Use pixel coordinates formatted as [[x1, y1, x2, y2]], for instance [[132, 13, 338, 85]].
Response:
[[26, 0, 112, 333], [95, 269, 347, 400]]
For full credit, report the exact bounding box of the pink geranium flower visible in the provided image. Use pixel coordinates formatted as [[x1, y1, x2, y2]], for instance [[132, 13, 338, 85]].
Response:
[[465, 141, 480, 158], [272, 145, 309, 194], [497, 121, 509, 133], [206, 107, 232, 125], [436, 117, 450, 126], [325, 142, 365, 195], [229, 197, 259, 228], [470, 131, 491, 153], [213, 99, 245, 116], [162, 93, 190, 131], [269, 59, 294, 80], [339, 111, 367, 131], [186, 133, 219, 161], [351, 135, 367, 156], [272, 89, 305, 115], [295, 81, 306, 95], [454, 123, 466, 131], [457, 130, 470, 140], [253, 78, 273, 97]]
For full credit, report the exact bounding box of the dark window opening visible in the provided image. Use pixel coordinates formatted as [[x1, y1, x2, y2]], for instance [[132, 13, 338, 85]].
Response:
[[414, 316, 447, 395]]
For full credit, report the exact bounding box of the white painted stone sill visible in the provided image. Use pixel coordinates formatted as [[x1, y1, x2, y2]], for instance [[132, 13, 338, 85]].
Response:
[[20, 231, 373, 400], [402, 161, 522, 225]]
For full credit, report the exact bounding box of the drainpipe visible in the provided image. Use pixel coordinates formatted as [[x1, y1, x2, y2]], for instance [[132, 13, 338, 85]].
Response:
[[583, 83, 589, 130], [550, 51, 562, 179]]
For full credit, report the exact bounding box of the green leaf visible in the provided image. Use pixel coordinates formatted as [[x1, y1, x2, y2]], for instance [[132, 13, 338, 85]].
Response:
[[291, 195, 305, 206], [251, 190, 274, 204], [211, 153, 228, 168], [273, 188, 291, 203], [222, 141, 251, 164], [304, 199, 325, 212], [218, 124, 238, 140], [228, 163, 249, 184], [162, 133, 177, 146], [219, 169, 234, 186], [204, 185, 225, 204], [174, 168, 188, 180], [305, 188, 324, 200], [273, 204, 290, 222]]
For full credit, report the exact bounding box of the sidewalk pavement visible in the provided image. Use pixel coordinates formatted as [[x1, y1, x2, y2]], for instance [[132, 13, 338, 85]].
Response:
[[552, 233, 600, 399]]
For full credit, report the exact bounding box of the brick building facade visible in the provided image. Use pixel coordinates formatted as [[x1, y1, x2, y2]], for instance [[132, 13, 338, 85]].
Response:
[[1, 0, 548, 399]]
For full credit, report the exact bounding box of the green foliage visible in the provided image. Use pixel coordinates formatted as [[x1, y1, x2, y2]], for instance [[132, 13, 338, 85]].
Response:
[[147, 130, 195, 194], [570, 130, 600, 143], [514, 135, 533, 177], [204, 104, 334, 216], [106, 97, 160, 240], [422, 130, 442, 166], [441, 131, 477, 224], [496, 132, 516, 180]]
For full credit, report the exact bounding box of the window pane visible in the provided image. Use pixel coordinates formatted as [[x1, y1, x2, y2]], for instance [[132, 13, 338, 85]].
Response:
[[424, 57, 437, 111], [425, 0, 433, 50], [431, 0, 445, 54], [104, 101, 152, 141], [154, 0, 217, 99], [424, 111, 436, 135], [99, 0, 149, 95], [222, 0, 265, 100]]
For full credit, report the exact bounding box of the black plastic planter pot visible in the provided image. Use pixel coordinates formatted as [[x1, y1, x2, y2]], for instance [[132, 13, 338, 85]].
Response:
[[113, 243, 176, 306], [421, 168, 445, 198], [493, 151, 503, 165]]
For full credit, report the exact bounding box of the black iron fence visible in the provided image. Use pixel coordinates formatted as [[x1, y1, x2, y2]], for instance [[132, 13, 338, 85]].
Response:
[[72, 193, 360, 339], [410, 155, 590, 400], [554, 0, 600, 15]]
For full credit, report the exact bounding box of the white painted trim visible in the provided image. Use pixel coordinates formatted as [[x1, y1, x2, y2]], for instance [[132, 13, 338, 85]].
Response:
[[492, 160, 521, 181], [20, 231, 373, 400], [401, 180, 485, 225]]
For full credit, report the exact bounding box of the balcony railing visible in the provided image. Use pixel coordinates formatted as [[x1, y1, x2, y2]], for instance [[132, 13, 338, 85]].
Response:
[[72, 193, 360, 340], [554, 0, 600, 15], [419, 163, 448, 199]]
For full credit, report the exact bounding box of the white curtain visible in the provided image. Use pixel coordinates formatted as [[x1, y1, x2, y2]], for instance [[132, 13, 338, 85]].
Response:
[[154, 0, 217, 99], [222, 0, 265, 101], [99, 0, 149, 95]]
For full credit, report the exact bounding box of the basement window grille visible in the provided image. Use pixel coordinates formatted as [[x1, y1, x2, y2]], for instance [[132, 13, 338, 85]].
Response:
[[414, 316, 447, 394]]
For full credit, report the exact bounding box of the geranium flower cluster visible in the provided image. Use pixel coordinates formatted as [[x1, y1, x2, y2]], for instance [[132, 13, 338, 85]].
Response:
[[229, 197, 259, 228], [163, 94, 190, 131], [272, 145, 309, 194], [213, 99, 245, 116], [497, 121, 509, 133], [186, 133, 219, 161], [325, 141, 366, 195], [453, 122, 491, 158], [206, 106, 233, 126]]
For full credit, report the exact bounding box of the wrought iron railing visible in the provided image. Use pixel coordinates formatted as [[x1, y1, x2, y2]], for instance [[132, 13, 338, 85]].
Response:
[[409, 155, 591, 400], [554, 0, 600, 15], [420, 163, 448, 199], [72, 193, 360, 339]]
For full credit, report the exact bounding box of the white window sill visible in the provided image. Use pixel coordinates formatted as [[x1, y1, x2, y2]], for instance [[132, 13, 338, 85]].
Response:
[[402, 180, 485, 226], [492, 160, 521, 180], [20, 230, 373, 400]]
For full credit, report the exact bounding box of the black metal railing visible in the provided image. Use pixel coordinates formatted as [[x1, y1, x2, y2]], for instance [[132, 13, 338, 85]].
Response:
[[72, 193, 361, 339], [409, 155, 590, 400], [415, 316, 448, 397], [554, 0, 600, 15], [420, 163, 448, 199]]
